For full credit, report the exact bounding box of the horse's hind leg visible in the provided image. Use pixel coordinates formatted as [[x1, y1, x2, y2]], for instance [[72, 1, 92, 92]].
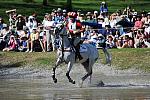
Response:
[[66, 62, 75, 84], [52, 58, 62, 83], [80, 59, 93, 87]]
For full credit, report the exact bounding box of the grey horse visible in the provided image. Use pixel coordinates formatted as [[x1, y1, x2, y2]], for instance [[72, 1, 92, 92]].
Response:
[[52, 25, 99, 87]]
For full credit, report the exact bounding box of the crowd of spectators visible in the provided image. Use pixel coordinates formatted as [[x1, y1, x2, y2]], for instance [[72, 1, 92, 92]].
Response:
[[0, 2, 150, 52]]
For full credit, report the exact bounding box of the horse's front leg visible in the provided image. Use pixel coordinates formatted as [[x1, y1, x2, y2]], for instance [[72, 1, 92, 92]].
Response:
[[52, 58, 62, 83], [66, 62, 75, 84]]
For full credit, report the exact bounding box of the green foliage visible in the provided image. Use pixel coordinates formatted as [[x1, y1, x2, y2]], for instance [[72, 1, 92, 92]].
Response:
[[49, 0, 55, 2], [22, 0, 35, 3]]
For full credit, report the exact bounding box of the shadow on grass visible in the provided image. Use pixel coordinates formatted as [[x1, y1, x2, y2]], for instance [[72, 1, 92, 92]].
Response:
[[0, 61, 24, 69]]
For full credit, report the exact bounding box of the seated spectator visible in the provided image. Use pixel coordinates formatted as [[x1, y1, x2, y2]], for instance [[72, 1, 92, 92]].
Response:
[[97, 16, 105, 28], [134, 29, 145, 48], [134, 16, 143, 30], [96, 34, 106, 48], [26, 28, 39, 52], [143, 23, 150, 42], [85, 12, 97, 23], [3, 35, 17, 51], [109, 13, 117, 28], [121, 35, 134, 48], [116, 15, 133, 29], [103, 25, 112, 37], [83, 30, 98, 47], [18, 36, 28, 52], [81, 26, 92, 40], [106, 35, 116, 48], [93, 11, 98, 21]]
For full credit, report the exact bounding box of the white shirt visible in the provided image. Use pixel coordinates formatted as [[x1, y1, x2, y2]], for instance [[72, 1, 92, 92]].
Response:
[[43, 20, 55, 30]]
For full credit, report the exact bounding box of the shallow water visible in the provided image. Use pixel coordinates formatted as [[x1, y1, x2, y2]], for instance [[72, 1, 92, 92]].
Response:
[[0, 64, 150, 100], [0, 78, 150, 100]]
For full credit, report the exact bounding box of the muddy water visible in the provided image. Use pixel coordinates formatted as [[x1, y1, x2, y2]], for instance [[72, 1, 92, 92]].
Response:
[[0, 64, 150, 100]]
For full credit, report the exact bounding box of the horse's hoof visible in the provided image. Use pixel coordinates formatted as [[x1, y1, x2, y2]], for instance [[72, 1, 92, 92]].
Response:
[[72, 80, 75, 84], [69, 80, 75, 84], [97, 81, 105, 87], [53, 78, 57, 83]]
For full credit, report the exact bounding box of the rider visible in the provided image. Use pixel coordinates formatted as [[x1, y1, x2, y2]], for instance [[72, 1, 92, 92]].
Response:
[[66, 12, 83, 60]]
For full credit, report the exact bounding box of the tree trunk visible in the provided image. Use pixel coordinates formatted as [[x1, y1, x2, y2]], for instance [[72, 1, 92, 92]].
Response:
[[67, 0, 72, 11], [43, 0, 48, 6]]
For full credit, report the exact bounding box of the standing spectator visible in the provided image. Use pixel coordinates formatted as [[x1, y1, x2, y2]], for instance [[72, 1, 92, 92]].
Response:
[[38, 26, 46, 52], [0, 17, 4, 31], [15, 14, 25, 31], [109, 13, 117, 28], [54, 8, 64, 24], [43, 15, 56, 51], [26, 16, 37, 33], [100, 1, 108, 16]]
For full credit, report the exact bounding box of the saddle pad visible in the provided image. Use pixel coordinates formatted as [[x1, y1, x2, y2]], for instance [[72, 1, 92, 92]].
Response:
[[80, 44, 88, 52]]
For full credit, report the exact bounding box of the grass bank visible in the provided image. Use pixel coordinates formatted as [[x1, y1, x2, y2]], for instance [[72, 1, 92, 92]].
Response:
[[0, 48, 150, 72]]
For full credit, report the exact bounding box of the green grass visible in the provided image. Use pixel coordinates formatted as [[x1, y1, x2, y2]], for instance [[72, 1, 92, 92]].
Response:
[[0, 0, 150, 24], [109, 48, 150, 71], [0, 48, 150, 72]]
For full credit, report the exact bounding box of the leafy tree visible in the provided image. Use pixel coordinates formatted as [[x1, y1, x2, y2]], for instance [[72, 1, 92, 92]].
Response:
[[43, 0, 48, 6], [67, 0, 72, 11]]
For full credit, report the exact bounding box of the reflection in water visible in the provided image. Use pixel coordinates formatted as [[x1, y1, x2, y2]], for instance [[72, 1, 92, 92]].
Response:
[[0, 79, 150, 100]]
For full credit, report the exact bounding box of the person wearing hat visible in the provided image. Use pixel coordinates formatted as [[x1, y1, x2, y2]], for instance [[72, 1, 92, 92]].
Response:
[[26, 15, 37, 33], [93, 11, 98, 21], [85, 12, 97, 23], [29, 28, 39, 52], [67, 12, 83, 60], [105, 35, 116, 48], [53, 8, 64, 24], [3, 35, 17, 51], [15, 14, 25, 31]]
